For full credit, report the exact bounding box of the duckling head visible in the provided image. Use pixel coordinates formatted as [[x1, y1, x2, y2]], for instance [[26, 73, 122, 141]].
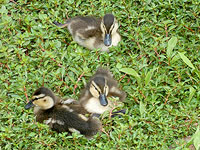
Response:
[[100, 14, 119, 47], [89, 77, 109, 106], [25, 87, 55, 110]]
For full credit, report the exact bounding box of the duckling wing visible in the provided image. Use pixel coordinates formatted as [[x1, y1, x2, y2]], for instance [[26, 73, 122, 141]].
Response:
[[64, 114, 102, 138], [69, 17, 102, 39], [62, 111, 101, 136], [108, 87, 127, 102], [76, 27, 100, 39]]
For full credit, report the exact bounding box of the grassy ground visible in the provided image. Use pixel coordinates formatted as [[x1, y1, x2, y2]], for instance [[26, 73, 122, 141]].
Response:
[[0, 0, 200, 149]]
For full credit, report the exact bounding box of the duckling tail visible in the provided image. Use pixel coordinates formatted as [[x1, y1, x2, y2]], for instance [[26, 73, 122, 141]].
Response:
[[53, 20, 71, 28]]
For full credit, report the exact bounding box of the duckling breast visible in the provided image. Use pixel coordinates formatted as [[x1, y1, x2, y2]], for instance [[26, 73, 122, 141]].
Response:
[[84, 97, 112, 114]]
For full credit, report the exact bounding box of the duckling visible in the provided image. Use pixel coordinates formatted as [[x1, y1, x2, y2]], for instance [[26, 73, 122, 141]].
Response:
[[78, 68, 126, 115], [24, 87, 101, 138], [54, 13, 121, 52]]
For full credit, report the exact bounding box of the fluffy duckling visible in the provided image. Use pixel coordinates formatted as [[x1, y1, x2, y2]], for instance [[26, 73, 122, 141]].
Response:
[[78, 68, 126, 115], [24, 87, 101, 138], [54, 13, 121, 52]]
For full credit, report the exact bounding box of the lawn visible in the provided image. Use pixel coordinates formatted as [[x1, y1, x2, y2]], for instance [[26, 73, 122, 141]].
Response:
[[0, 0, 199, 149]]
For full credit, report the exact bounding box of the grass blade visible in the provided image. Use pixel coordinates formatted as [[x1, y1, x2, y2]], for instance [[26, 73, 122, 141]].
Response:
[[171, 53, 180, 64], [140, 101, 146, 117], [186, 126, 200, 150], [188, 86, 196, 103], [145, 71, 152, 86], [145, 68, 157, 86], [178, 52, 195, 69], [167, 36, 178, 58], [120, 68, 141, 86], [195, 70, 200, 79], [193, 126, 200, 150]]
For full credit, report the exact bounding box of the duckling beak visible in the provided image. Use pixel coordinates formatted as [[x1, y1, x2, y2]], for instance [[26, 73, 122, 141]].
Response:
[[104, 34, 112, 46], [99, 94, 108, 106], [25, 100, 35, 109]]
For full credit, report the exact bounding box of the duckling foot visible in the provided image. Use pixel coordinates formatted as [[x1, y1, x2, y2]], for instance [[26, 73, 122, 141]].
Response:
[[111, 109, 126, 118], [91, 113, 101, 118]]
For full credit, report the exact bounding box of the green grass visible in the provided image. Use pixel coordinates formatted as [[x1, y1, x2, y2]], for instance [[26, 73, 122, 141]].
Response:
[[0, 0, 200, 149]]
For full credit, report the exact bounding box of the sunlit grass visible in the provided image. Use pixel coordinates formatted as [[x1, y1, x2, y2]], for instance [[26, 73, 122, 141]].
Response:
[[0, 0, 199, 149]]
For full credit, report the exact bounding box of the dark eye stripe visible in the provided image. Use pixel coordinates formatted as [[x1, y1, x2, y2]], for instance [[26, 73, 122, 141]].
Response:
[[32, 96, 46, 101], [92, 83, 101, 94]]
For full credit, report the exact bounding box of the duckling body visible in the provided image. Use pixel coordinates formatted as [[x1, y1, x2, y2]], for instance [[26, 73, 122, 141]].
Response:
[[78, 68, 126, 115], [54, 14, 121, 52], [25, 87, 101, 138]]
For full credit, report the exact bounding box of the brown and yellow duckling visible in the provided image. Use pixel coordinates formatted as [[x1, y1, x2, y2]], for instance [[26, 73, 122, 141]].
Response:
[[78, 68, 126, 116], [54, 13, 121, 52], [25, 87, 101, 138]]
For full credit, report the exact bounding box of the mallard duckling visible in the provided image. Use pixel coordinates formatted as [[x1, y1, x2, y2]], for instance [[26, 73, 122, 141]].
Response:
[[54, 13, 121, 52], [25, 87, 101, 138], [78, 68, 126, 115]]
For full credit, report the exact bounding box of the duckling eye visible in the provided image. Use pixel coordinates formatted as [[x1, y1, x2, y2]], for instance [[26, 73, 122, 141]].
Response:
[[43, 99, 47, 102]]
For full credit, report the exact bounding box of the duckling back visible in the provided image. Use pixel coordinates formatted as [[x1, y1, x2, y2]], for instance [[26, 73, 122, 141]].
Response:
[[68, 16, 101, 35], [40, 105, 101, 138]]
